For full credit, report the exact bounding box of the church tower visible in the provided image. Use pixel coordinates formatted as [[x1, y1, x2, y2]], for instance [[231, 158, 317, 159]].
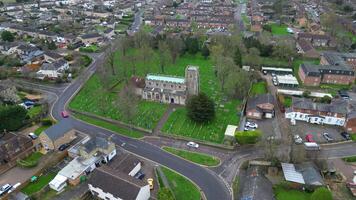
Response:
[[185, 65, 199, 96]]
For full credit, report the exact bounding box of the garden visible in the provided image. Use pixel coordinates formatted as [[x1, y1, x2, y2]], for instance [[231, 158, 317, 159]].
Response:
[[21, 172, 56, 196], [79, 45, 100, 53], [162, 146, 220, 166], [250, 81, 267, 96], [17, 152, 43, 168]]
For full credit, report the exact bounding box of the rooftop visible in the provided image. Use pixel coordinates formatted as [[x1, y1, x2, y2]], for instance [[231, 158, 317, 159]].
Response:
[[43, 119, 73, 141], [146, 74, 185, 84]]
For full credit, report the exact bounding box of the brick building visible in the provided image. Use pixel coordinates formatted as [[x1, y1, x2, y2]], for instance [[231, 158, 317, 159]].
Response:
[[320, 52, 356, 71], [298, 63, 354, 86]]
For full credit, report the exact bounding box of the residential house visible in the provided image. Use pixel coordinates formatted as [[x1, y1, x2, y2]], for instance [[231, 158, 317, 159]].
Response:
[[320, 52, 356, 71], [36, 59, 69, 79], [39, 119, 76, 152], [285, 97, 347, 126], [246, 94, 275, 119], [296, 33, 334, 47], [16, 44, 44, 64], [88, 167, 150, 200], [78, 33, 102, 45], [298, 63, 355, 86], [44, 51, 63, 63], [296, 39, 319, 58], [281, 162, 324, 188], [0, 42, 19, 55]]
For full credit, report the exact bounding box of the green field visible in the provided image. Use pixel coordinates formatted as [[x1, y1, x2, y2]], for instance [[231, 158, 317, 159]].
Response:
[[162, 147, 220, 166], [22, 172, 56, 195], [250, 82, 267, 96], [70, 51, 241, 143], [73, 113, 144, 138], [274, 185, 312, 200], [270, 24, 289, 35], [161, 167, 201, 200]]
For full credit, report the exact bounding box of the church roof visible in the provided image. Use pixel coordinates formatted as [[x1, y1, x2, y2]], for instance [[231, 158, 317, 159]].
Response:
[[146, 74, 185, 84]]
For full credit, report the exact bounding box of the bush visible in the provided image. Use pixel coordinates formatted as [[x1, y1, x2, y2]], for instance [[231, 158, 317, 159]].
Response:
[[0, 105, 28, 131], [41, 118, 53, 126], [311, 187, 332, 200], [17, 152, 43, 168], [80, 55, 92, 67], [235, 130, 262, 144]]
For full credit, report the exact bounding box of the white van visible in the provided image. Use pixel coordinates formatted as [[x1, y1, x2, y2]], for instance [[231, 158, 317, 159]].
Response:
[[304, 142, 320, 151]]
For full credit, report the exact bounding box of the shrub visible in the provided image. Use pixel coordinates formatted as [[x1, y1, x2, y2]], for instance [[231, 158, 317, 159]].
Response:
[[311, 187, 332, 200], [41, 118, 53, 126], [186, 93, 215, 123], [16, 159, 38, 168], [235, 130, 262, 144]]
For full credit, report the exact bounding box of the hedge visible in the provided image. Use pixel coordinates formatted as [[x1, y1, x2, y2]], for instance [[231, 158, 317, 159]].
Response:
[[235, 130, 262, 144]]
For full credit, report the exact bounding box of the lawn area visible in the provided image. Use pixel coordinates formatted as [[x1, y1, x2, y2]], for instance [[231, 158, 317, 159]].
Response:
[[79, 45, 99, 53], [343, 156, 356, 162], [270, 24, 289, 35], [162, 147, 220, 166], [161, 167, 201, 200], [250, 82, 267, 96], [70, 51, 241, 143], [73, 113, 144, 138], [22, 152, 43, 164], [22, 172, 56, 196], [351, 134, 356, 141], [115, 24, 129, 32], [284, 96, 292, 107], [242, 14, 250, 26], [274, 185, 312, 200], [27, 106, 42, 119], [34, 125, 50, 136]]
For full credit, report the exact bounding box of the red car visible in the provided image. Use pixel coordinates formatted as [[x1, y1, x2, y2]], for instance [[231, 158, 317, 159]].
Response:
[[61, 111, 69, 118], [305, 134, 315, 142]]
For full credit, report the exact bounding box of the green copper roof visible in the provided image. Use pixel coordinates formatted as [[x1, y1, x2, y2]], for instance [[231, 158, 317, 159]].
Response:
[[146, 74, 185, 84]]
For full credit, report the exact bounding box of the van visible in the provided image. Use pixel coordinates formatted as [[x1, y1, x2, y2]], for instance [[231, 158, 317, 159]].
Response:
[[304, 142, 320, 151]]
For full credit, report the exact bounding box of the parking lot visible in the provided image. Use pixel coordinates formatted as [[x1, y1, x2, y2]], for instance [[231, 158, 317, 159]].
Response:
[[289, 121, 345, 144], [246, 118, 282, 139]]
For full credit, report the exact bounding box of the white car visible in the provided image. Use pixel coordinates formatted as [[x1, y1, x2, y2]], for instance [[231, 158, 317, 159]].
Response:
[[245, 121, 258, 129], [294, 135, 303, 144], [186, 142, 199, 148], [28, 132, 38, 140], [0, 184, 12, 196]]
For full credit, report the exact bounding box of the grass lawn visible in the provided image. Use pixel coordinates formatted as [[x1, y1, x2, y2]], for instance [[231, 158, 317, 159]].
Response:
[[22, 152, 43, 164], [161, 167, 201, 200], [73, 113, 144, 138], [343, 156, 356, 162], [162, 146, 220, 166], [34, 125, 51, 136], [351, 134, 356, 141], [27, 106, 42, 119], [242, 14, 250, 26], [250, 82, 267, 96], [270, 24, 289, 35], [115, 24, 129, 32], [70, 51, 241, 143], [79, 45, 99, 53], [22, 172, 56, 196], [274, 185, 312, 200], [284, 96, 292, 107]]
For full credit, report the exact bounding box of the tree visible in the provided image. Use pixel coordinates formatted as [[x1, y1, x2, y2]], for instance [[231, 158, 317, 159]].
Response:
[[234, 47, 242, 67], [133, 30, 151, 49], [0, 105, 28, 131], [167, 36, 184, 64], [320, 95, 331, 104], [290, 144, 306, 164], [105, 41, 119, 75], [244, 47, 261, 67], [138, 44, 154, 75], [320, 13, 340, 36], [184, 36, 199, 54], [1, 31, 14, 42], [201, 44, 210, 59], [343, 5, 353, 13], [215, 56, 236, 91], [302, 90, 311, 98], [117, 84, 138, 125], [96, 56, 114, 90], [0, 83, 20, 103], [311, 188, 333, 200], [186, 93, 215, 123], [47, 40, 57, 50], [158, 41, 171, 73], [224, 69, 250, 99]]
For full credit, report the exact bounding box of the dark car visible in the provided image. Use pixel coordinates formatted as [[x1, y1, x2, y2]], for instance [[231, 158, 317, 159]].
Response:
[[341, 132, 351, 140], [134, 171, 145, 180], [58, 143, 70, 151], [338, 90, 350, 99]]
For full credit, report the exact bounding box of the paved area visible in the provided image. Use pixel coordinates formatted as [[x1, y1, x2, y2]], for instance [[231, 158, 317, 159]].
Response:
[[332, 158, 356, 182]]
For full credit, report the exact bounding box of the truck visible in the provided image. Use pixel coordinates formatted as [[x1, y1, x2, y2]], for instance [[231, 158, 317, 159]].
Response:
[[304, 142, 320, 151]]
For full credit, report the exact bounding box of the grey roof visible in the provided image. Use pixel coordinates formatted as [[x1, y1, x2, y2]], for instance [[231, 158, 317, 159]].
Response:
[[43, 119, 73, 141], [82, 137, 109, 153], [41, 59, 67, 70], [296, 162, 324, 186], [89, 168, 145, 200], [108, 154, 141, 175], [301, 63, 354, 77], [281, 163, 305, 184], [44, 51, 62, 59], [322, 52, 356, 67], [246, 93, 275, 111], [297, 39, 314, 52], [80, 33, 101, 39], [292, 97, 347, 114]]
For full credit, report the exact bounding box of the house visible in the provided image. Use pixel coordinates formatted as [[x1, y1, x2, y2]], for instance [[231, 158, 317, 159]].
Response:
[[130, 77, 145, 95], [88, 167, 150, 200], [0, 42, 19, 55], [0, 132, 34, 168], [142, 66, 199, 105], [36, 59, 69, 79], [296, 39, 319, 58], [296, 32, 333, 47], [281, 162, 324, 187], [16, 44, 44, 64], [44, 51, 63, 63], [246, 94, 275, 119], [39, 119, 76, 152], [344, 101, 356, 133], [78, 33, 102, 45], [320, 52, 356, 71], [285, 97, 347, 126], [298, 63, 355, 86], [49, 136, 116, 191], [103, 28, 115, 39]]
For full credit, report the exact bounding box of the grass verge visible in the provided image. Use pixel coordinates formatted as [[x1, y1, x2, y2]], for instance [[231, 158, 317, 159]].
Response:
[[34, 125, 51, 136], [162, 146, 220, 166], [274, 185, 312, 200], [342, 156, 356, 162], [73, 113, 144, 138]]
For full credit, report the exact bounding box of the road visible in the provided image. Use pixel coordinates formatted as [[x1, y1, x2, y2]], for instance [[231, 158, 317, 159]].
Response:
[[49, 53, 232, 200]]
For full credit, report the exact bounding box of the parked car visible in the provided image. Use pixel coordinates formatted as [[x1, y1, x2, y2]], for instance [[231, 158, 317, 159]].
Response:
[[0, 184, 12, 196], [305, 134, 315, 142], [322, 132, 334, 142], [273, 80, 278, 86], [244, 126, 255, 131], [58, 143, 70, 151], [28, 132, 38, 140], [338, 90, 350, 100], [245, 121, 258, 129], [294, 135, 303, 144], [147, 178, 154, 190], [304, 142, 320, 151], [341, 132, 351, 140], [186, 142, 199, 148], [61, 111, 69, 118], [134, 171, 145, 180]]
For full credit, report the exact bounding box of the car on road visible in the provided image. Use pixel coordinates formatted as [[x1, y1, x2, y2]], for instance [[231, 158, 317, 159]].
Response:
[[294, 135, 303, 144], [305, 134, 315, 142], [28, 132, 38, 140], [341, 132, 351, 140], [187, 141, 199, 148], [0, 184, 12, 196], [134, 171, 145, 180], [338, 90, 350, 100], [245, 121, 258, 129], [58, 143, 70, 151], [147, 178, 154, 190], [61, 111, 69, 118], [322, 132, 334, 142]]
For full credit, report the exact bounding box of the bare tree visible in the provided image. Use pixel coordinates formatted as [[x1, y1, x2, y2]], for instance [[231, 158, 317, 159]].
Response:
[[117, 84, 139, 125], [138, 44, 154, 75], [290, 144, 306, 164], [215, 56, 236, 91], [167, 36, 184, 64], [158, 41, 171, 73]]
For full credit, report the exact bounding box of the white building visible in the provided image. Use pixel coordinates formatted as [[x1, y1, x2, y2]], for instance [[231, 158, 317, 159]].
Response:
[[37, 59, 69, 79]]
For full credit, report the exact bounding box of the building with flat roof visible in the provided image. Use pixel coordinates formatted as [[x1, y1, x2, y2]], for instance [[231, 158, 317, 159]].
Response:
[[276, 75, 299, 87]]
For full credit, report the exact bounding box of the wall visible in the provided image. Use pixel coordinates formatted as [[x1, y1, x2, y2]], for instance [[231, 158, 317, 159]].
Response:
[[88, 184, 122, 200], [321, 74, 354, 85], [136, 185, 150, 200]]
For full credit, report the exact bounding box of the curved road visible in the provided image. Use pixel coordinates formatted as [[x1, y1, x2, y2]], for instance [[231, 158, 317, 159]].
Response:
[[50, 54, 232, 200]]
